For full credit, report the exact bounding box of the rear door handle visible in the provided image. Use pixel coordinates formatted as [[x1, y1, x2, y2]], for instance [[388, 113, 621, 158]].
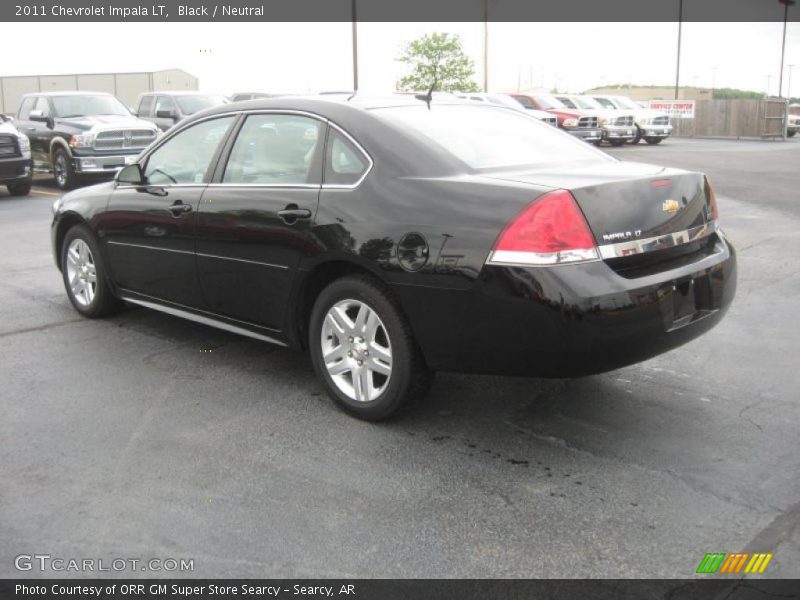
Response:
[[168, 201, 192, 215], [278, 208, 312, 221]]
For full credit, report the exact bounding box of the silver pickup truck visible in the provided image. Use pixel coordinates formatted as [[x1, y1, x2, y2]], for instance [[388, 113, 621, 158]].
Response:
[[591, 94, 672, 145]]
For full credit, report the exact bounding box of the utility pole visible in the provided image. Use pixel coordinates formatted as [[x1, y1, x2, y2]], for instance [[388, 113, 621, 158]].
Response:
[[711, 66, 718, 99], [483, 0, 489, 92], [789, 65, 795, 99], [674, 0, 683, 100], [351, 0, 358, 92], [778, 0, 795, 98]]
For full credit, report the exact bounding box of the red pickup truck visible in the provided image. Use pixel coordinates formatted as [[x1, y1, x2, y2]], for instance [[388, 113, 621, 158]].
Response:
[[510, 94, 602, 142]]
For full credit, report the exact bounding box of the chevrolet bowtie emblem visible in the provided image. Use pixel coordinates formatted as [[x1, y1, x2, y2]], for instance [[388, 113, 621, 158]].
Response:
[[662, 199, 681, 213]]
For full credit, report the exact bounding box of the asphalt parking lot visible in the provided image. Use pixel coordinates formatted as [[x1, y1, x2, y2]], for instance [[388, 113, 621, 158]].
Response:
[[1, 137, 798, 579]]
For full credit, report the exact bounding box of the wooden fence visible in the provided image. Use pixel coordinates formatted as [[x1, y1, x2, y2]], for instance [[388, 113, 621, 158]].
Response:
[[671, 99, 788, 139]]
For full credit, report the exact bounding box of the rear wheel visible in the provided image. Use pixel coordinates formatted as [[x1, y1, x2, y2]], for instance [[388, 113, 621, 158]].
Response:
[[7, 180, 32, 196], [645, 137, 663, 145], [61, 224, 123, 317], [787, 130, 796, 138], [53, 147, 77, 190], [309, 274, 433, 421]]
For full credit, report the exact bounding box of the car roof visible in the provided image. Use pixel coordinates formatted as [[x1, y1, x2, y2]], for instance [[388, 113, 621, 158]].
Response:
[[22, 91, 114, 97], [140, 91, 226, 96]]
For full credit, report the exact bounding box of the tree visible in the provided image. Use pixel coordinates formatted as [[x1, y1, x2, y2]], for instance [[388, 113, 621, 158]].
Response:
[[396, 32, 480, 93]]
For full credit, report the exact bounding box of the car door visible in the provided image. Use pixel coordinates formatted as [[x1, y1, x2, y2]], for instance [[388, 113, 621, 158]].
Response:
[[194, 112, 326, 332], [100, 114, 237, 307]]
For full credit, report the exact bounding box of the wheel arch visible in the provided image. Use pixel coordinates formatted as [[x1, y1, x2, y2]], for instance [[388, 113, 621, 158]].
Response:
[[49, 137, 72, 163], [53, 212, 88, 271]]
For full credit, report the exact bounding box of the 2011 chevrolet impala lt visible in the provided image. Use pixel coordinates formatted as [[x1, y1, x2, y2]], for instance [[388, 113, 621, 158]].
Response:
[[51, 96, 736, 420]]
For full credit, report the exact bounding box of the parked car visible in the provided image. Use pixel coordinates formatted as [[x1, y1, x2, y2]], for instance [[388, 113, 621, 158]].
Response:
[[15, 92, 159, 190], [591, 95, 672, 144], [0, 115, 33, 196], [136, 91, 230, 131], [555, 95, 636, 145], [455, 93, 558, 126], [511, 94, 601, 142], [51, 96, 736, 421], [787, 103, 799, 137]]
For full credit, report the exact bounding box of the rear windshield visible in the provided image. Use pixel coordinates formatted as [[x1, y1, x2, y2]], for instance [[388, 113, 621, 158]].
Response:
[[372, 105, 613, 170], [175, 95, 229, 115]]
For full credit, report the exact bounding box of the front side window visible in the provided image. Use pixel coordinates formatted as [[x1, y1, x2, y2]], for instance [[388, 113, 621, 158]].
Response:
[[138, 95, 155, 117], [593, 97, 617, 109], [175, 95, 229, 115], [223, 114, 322, 185], [514, 96, 534, 109], [144, 116, 235, 185], [155, 96, 177, 115], [532, 96, 567, 110], [557, 97, 577, 109], [18, 97, 35, 120], [324, 129, 369, 186]]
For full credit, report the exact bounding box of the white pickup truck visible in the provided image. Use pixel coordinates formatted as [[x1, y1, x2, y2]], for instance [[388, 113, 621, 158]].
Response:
[[591, 94, 672, 145]]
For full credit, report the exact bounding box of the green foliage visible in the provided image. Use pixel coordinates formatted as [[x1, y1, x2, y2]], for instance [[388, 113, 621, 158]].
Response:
[[396, 32, 480, 93], [712, 88, 764, 100]]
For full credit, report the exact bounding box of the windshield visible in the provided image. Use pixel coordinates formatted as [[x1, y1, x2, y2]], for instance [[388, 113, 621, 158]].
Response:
[[593, 97, 618, 109], [373, 105, 612, 170], [175, 95, 229, 115], [572, 96, 602, 110], [52, 95, 130, 118], [612, 96, 639, 109], [532, 96, 566, 110]]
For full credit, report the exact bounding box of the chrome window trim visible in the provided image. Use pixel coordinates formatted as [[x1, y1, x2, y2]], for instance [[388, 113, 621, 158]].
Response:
[[120, 294, 286, 345], [597, 222, 717, 260], [106, 240, 289, 270]]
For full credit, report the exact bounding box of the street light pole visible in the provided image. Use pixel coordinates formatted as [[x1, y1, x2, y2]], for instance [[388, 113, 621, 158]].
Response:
[[789, 65, 795, 100], [351, 0, 358, 92], [483, 0, 489, 92], [674, 0, 683, 100], [778, 0, 795, 98]]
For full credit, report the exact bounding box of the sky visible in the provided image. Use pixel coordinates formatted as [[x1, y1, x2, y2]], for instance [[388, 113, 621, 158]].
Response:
[[1, 22, 798, 97]]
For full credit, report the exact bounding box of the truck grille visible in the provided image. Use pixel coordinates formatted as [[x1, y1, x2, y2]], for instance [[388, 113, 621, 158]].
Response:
[[611, 115, 634, 127], [94, 129, 157, 151], [653, 116, 670, 126], [577, 116, 598, 128], [0, 134, 19, 157], [544, 116, 557, 126]]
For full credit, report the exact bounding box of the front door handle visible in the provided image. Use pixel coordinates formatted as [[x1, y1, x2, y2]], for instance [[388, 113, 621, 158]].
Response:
[[167, 201, 192, 215], [278, 206, 312, 223]]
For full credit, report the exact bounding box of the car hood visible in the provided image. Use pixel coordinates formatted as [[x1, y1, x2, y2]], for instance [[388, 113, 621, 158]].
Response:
[[54, 115, 157, 133], [0, 121, 21, 135]]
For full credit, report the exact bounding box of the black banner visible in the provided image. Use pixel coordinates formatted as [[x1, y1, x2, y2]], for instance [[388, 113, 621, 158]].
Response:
[[2, 580, 800, 600], [1, 0, 798, 23]]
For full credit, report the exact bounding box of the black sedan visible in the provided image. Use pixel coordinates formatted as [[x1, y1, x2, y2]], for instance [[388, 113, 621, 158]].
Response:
[[51, 96, 736, 420]]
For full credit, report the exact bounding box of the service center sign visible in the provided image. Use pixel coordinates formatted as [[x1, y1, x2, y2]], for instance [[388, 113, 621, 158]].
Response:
[[649, 100, 696, 119]]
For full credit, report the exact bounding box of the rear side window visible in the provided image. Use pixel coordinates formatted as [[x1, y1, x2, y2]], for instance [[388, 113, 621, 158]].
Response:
[[324, 129, 369, 186], [223, 114, 322, 185], [138, 95, 155, 117], [17, 97, 35, 120]]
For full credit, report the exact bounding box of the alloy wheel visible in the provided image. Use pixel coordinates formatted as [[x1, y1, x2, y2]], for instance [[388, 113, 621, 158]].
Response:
[[54, 153, 68, 187], [321, 299, 392, 402], [65, 238, 97, 307]]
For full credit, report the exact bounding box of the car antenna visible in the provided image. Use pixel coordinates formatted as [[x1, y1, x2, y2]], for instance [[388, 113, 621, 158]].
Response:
[[415, 77, 438, 109]]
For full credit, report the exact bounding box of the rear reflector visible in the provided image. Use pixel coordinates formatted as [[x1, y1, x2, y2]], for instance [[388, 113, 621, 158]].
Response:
[[487, 189, 599, 266]]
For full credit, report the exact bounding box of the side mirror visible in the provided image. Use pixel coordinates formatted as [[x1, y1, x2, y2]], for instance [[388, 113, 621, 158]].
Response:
[[155, 109, 177, 120], [29, 110, 47, 122], [116, 163, 144, 186]]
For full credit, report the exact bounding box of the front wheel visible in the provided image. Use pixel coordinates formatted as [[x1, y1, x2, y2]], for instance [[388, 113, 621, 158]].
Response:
[[7, 180, 32, 196], [645, 137, 663, 145], [309, 274, 433, 421], [787, 130, 796, 138], [627, 127, 642, 144], [61, 224, 123, 317], [53, 147, 78, 190]]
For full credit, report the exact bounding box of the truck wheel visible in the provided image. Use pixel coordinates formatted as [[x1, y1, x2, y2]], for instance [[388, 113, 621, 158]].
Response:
[[53, 148, 77, 190], [628, 128, 642, 144], [788, 130, 796, 138], [645, 137, 663, 145], [7, 180, 32, 196]]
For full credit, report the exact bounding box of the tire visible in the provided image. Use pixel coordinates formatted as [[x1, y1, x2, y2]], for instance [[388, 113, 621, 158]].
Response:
[[53, 147, 77, 190], [6, 180, 32, 196], [591, 140, 603, 146], [309, 274, 433, 421], [628, 127, 642, 144], [61, 224, 124, 318], [645, 137, 663, 145], [788, 130, 796, 138]]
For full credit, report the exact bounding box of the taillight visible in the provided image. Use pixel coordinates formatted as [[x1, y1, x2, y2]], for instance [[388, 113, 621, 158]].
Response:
[[487, 189, 599, 266], [706, 178, 719, 220]]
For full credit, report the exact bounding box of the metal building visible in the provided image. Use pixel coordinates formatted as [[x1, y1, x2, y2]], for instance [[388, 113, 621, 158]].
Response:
[[0, 68, 198, 115]]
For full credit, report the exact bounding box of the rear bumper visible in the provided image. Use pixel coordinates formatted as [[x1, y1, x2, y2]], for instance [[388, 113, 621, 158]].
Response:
[[0, 157, 33, 184], [394, 234, 736, 377]]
